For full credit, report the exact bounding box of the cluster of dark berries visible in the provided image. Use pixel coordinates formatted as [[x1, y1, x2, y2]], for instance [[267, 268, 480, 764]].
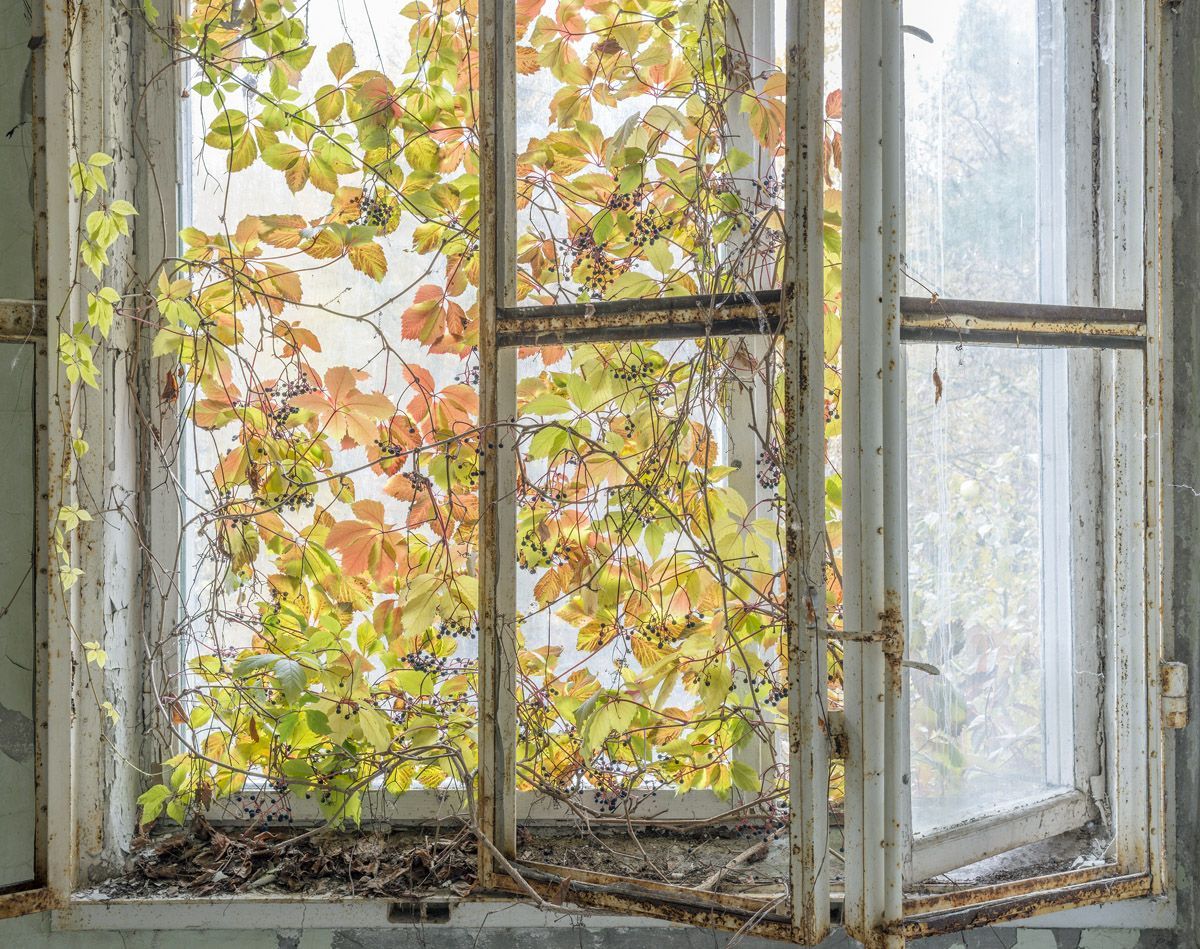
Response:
[[607, 181, 646, 212], [517, 530, 570, 571], [452, 457, 480, 487], [374, 438, 408, 458], [456, 365, 480, 386], [611, 359, 656, 383], [271, 378, 316, 399], [757, 446, 782, 489], [261, 488, 316, 512], [765, 682, 789, 706], [400, 470, 432, 492], [437, 617, 477, 639], [631, 206, 666, 248], [232, 790, 294, 823], [824, 397, 840, 423], [268, 403, 300, 435], [591, 786, 631, 812], [352, 190, 398, 230], [755, 169, 781, 201], [401, 650, 446, 674], [611, 413, 636, 437], [563, 228, 623, 295]]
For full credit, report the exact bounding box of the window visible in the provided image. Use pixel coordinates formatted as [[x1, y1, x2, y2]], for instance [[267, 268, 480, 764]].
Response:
[[9, 0, 1172, 943]]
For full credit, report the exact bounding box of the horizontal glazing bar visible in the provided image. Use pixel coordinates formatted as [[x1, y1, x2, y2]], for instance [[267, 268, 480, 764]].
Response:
[[497, 293, 1146, 348], [496, 291, 782, 347], [898, 872, 1151, 937], [0, 301, 46, 339]]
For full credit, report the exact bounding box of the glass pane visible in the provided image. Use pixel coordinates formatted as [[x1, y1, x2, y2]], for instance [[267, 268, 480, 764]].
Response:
[[176, 1, 484, 824], [512, 336, 790, 892], [905, 343, 1074, 832], [902, 0, 1064, 304], [514, 0, 788, 303], [0, 341, 36, 887]]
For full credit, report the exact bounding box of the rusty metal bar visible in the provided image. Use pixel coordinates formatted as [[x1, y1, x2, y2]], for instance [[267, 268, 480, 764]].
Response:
[[903, 862, 1112, 915], [900, 296, 1146, 348], [0, 885, 52, 921], [0, 301, 46, 340], [515, 859, 779, 913], [490, 862, 799, 941], [497, 291, 1146, 349], [898, 872, 1152, 938], [495, 291, 782, 347]]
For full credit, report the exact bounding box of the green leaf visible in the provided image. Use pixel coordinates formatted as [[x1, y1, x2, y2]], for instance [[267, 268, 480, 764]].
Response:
[[274, 658, 306, 702], [137, 783, 173, 826], [521, 393, 571, 417], [730, 760, 760, 794], [358, 706, 392, 753], [327, 42, 356, 80]]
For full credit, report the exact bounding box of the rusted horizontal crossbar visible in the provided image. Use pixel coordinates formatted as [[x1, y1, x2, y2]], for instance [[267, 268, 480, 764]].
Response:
[[496, 290, 783, 347], [898, 871, 1152, 937], [496, 291, 1146, 349], [488, 859, 798, 941], [0, 884, 52, 921], [0, 300, 46, 340], [900, 296, 1146, 349]]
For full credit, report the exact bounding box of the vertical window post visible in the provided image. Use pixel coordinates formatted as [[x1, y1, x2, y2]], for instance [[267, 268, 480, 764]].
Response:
[[477, 0, 519, 882], [782, 0, 830, 940], [841, 0, 905, 944]]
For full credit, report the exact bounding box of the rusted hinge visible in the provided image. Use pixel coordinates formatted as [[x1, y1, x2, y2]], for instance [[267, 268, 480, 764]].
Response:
[[1161, 661, 1188, 729]]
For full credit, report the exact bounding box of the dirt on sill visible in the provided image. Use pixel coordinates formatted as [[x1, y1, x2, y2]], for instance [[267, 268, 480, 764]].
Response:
[[87, 817, 791, 900], [90, 818, 478, 900]]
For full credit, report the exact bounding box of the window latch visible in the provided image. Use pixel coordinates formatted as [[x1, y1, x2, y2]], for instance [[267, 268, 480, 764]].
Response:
[[1161, 661, 1189, 729]]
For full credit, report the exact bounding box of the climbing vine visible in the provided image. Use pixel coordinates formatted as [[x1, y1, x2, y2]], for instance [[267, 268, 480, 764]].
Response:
[[57, 0, 845, 840]]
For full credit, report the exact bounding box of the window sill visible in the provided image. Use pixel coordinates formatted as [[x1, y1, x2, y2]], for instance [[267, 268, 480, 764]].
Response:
[[46, 890, 1176, 933]]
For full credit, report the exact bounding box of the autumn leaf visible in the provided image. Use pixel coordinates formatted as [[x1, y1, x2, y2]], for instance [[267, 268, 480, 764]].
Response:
[[292, 366, 396, 449]]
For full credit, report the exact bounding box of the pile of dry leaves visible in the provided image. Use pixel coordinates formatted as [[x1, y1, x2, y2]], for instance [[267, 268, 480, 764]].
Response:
[[119, 817, 477, 898]]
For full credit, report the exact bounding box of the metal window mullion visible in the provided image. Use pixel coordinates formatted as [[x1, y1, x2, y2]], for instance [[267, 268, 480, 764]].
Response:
[[724, 0, 774, 791], [477, 0, 519, 881], [781, 0, 829, 941], [880, 0, 906, 937], [841, 0, 899, 944], [1099, 0, 1157, 884], [1141, 0, 1168, 892]]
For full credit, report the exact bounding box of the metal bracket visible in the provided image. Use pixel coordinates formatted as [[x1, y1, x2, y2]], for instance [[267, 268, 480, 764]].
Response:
[[1161, 661, 1188, 728]]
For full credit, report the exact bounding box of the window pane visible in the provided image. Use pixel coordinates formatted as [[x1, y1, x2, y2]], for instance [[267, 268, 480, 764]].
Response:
[[0, 341, 36, 887], [514, 1, 788, 303], [512, 335, 790, 890], [905, 343, 1074, 832], [177, 2, 484, 822], [903, 0, 1063, 304]]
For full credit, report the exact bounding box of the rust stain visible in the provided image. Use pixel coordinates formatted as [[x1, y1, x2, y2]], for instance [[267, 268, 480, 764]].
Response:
[[897, 871, 1151, 937], [881, 590, 904, 696], [486, 859, 798, 941], [0, 885, 52, 920]]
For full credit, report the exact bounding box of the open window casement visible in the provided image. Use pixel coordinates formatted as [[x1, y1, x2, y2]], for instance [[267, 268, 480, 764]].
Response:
[[16, 0, 1172, 940], [475, 1, 832, 940], [839, 0, 1170, 943]]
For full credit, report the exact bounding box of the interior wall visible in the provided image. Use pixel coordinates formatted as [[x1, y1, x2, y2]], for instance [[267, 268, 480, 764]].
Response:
[[0, 0, 39, 897], [0, 2, 1196, 946]]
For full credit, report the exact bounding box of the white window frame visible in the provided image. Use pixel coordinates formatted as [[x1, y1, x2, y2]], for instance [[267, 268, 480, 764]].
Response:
[[0, 0, 1173, 943], [897, 0, 1117, 882]]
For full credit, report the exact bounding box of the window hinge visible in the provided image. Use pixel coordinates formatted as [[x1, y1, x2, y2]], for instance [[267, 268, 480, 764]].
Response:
[[1161, 661, 1188, 729]]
